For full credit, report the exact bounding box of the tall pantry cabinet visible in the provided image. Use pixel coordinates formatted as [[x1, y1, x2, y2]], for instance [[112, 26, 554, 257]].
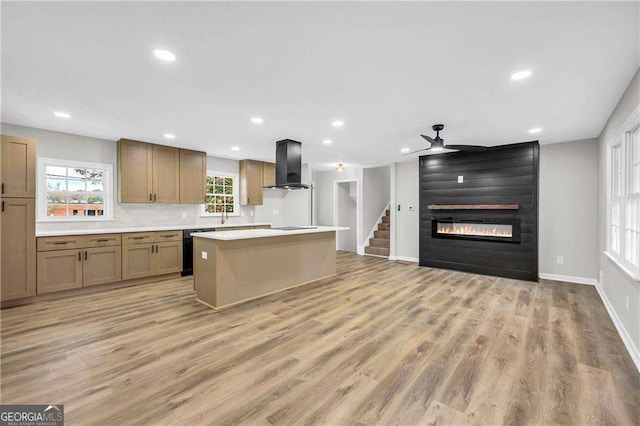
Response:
[[1, 135, 37, 301]]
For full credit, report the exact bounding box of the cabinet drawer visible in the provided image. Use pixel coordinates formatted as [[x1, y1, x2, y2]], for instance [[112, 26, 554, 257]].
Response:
[[37, 235, 84, 252], [253, 225, 271, 229], [84, 233, 121, 248], [156, 231, 181, 242], [123, 232, 155, 245]]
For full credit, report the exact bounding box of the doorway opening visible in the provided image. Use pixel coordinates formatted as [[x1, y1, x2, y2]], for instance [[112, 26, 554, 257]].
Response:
[[334, 180, 358, 252]]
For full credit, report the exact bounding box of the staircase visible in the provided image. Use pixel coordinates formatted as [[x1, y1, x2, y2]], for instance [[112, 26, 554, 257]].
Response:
[[364, 209, 390, 257]]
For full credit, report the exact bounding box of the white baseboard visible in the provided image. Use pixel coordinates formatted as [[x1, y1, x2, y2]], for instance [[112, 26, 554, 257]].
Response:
[[357, 245, 365, 256], [595, 284, 640, 372], [539, 273, 598, 286], [389, 255, 419, 263]]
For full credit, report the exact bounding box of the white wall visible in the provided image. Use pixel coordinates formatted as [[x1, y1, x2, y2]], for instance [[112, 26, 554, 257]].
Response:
[[539, 139, 599, 280], [0, 123, 257, 233], [362, 166, 390, 245], [597, 68, 640, 352], [394, 160, 419, 261], [336, 182, 357, 251], [312, 167, 359, 226]]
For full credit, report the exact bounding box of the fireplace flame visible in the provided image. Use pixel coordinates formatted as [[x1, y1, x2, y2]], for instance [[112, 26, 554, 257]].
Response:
[[437, 223, 512, 238]]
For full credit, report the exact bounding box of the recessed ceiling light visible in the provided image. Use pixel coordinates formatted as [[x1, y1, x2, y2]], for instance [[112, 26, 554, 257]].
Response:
[[401, 148, 410, 153], [163, 133, 176, 139], [510, 70, 532, 80], [231, 146, 240, 151], [251, 117, 264, 124], [323, 139, 333, 145], [528, 127, 542, 134], [332, 120, 344, 127], [53, 111, 70, 119], [153, 49, 176, 62]]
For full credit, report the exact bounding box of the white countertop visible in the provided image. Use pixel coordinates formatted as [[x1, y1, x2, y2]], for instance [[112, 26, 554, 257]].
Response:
[[192, 226, 348, 241], [35, 222, 271, 237]]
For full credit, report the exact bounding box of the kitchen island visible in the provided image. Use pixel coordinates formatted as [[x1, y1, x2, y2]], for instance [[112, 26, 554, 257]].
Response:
[[192, 226, 347, 309]]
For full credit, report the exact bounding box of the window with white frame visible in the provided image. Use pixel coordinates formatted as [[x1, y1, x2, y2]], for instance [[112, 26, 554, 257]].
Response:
[[38, 158, 113, 221], [607, 105, 640, 276], [201, 171, 239, 216]]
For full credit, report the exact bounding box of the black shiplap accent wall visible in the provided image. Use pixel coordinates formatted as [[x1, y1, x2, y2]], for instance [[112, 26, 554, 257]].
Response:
[[419, 142, 539, 281]]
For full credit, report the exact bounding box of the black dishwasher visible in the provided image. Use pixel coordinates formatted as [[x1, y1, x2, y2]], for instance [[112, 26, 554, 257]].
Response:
[[182, 228, 216, 276]]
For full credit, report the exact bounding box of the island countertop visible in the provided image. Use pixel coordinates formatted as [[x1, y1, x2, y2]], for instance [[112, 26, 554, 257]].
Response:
[[192, 226, 348, 241]]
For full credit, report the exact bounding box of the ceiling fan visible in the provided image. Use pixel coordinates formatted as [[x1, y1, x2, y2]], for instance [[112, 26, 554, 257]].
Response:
[[404, 124, 487, 155]]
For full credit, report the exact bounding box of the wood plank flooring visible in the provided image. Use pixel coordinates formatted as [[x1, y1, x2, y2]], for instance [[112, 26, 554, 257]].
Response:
[[1, 252, 638, 425]]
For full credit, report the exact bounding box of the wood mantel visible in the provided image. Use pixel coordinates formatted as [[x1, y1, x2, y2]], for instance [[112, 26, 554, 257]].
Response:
[[427, 204, 520, 210]]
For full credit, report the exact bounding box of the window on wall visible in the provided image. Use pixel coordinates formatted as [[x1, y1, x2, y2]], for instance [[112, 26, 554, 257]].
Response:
[[38, 158, 113, 221], [607, 105, 640, 277], [201, 172, 239, 216]]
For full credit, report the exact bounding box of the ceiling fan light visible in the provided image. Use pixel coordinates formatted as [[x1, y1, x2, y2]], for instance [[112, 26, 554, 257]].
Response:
[[431, 146, 444, 152]]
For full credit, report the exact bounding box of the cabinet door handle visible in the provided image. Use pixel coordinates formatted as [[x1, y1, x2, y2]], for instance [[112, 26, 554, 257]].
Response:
[[1, 201, 4, 212], [151, 245, 155, 253], [78, 251, 82, 261], [84, 250, 88, 260], [1, 183, 4, 194], [156, 244, 159, 252], [96, 239, 109, 243], [154, 194, 157, 202], [133, 237, 145, 240], [150, 193, 153, 202]]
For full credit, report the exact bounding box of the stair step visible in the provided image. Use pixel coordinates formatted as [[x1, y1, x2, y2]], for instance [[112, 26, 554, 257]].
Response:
[[370, 238, 390, 248], [374, 230, 390, 239], [365, 246, 390, 257], [377, 223, 389, 231], [382, 216, 390, 224]]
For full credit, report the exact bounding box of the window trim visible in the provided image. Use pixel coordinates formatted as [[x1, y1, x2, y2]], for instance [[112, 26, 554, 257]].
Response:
[[200, 170, 240, 217], [37, 157, 114, 222], [605, 104, 640, 280]]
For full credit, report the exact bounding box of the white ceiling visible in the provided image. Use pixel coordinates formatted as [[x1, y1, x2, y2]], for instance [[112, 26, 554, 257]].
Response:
[[2, 2, 639, 168]]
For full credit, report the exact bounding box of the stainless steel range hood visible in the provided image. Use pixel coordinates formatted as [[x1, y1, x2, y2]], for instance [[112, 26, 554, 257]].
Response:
[[265, 139, 309, 189]]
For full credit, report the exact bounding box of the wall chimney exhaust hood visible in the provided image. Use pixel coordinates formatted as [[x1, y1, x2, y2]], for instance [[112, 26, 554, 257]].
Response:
[[266, 139, 309, 189]]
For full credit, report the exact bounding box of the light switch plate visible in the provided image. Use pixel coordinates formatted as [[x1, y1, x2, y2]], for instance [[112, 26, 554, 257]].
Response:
[[458, 176, 464, 183], [408, 205, 415, 211], [201, 251, 208, 260]]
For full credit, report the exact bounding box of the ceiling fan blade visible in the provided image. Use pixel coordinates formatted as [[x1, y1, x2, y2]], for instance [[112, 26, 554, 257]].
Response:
[[420, 134, 436, 144], [403, 148, 430, 156], [445, 144, 488, 152]]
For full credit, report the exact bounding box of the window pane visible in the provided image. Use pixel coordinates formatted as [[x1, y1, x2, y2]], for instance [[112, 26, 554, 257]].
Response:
[[46, 176, 66, 191], [225, 205, 234, 213], [86, 169, 105, 191], [46, 165, 67, 178], [67, 178, 86, 192], [224, 177, 233, 186], [47, 194, 67, 217], [68, 168, 86, 179], [215, 185, 224, 194]]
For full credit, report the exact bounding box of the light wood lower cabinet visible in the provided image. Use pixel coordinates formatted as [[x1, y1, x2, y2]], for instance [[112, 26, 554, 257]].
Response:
[[122, 244, 154, 280], [37, 249, 83, 294], [122, 232, 183, 280], [155, 241, 183, 275], [83, 246, 122, 286]]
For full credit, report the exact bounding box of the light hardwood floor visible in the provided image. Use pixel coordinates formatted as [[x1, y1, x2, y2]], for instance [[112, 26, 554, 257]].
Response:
[[1, 252, 639, 425]]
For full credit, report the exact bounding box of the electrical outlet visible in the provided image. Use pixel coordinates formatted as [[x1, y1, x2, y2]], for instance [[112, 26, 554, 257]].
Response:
[[556, 256, 564, 264], [599, 270, 604, 288], [201, 251, 208, 260], [626, 296, 630, 312], [458, 176, 464, 183]]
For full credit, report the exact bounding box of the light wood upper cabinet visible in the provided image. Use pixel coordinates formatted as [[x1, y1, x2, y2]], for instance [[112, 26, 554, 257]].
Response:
[[240, 160, 264, 205], [179, 149, 207, 204], [118, 139, 206, 204], [37, 249, 83, 294], [263, 162, 276, 188], [152, 145, 180, 204], [118, 139, 153, 203], [1, 135, 36, 198], [1, 198, 36, 300]]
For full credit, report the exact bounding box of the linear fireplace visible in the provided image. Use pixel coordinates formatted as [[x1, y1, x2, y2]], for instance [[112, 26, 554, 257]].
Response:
[[431, 218, 521, 243]]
